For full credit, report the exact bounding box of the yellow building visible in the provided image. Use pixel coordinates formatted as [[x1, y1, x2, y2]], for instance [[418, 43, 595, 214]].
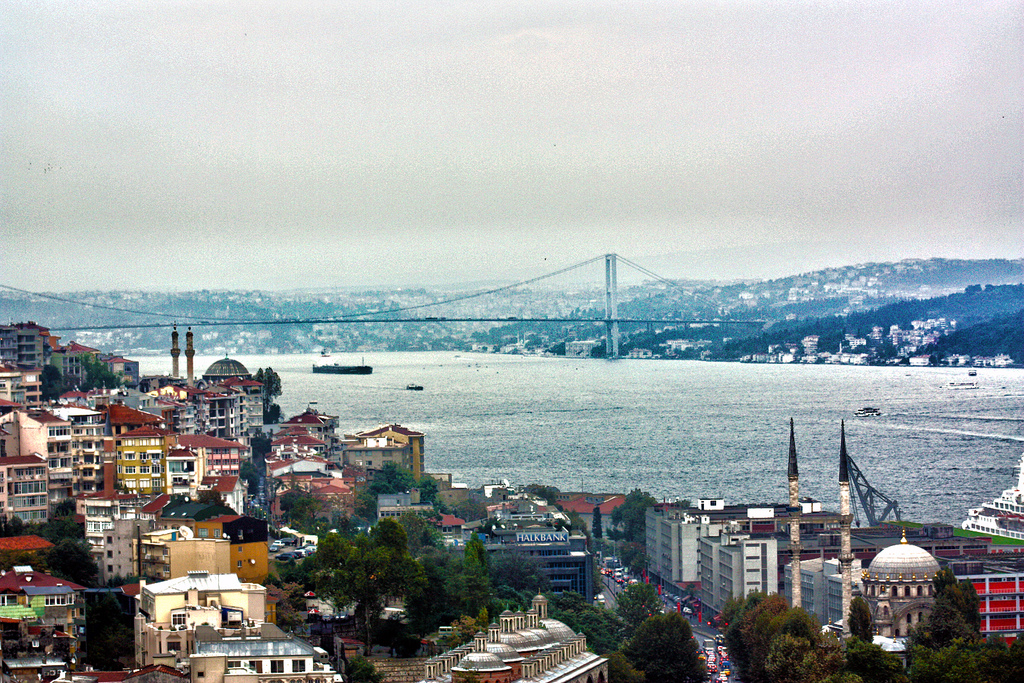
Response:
[[136, 528, 233, 581], [353, 424, 425, 479], [115, 426, 176, 495], [194, 516, 269, 584]]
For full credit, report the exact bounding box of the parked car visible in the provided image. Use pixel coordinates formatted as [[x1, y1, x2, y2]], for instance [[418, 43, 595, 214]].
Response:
[[269, 540, 285, 551], [276, 551, 299, 561]]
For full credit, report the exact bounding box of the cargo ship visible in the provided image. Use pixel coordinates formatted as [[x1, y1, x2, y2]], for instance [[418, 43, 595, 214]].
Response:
[[312, 362, 372, 375]]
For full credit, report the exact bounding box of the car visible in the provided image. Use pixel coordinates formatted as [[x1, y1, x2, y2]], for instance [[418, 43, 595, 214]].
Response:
[[269, 540, 285, 551], [276, 551, 298, 561]]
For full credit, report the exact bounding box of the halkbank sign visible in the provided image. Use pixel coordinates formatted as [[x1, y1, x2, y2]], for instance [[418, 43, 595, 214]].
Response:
[[516, 531, 568, 544]]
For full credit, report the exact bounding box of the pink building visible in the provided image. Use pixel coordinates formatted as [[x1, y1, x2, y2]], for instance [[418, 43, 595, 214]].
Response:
[[0, 454, 50, 523], [177, 434, 247, 477]]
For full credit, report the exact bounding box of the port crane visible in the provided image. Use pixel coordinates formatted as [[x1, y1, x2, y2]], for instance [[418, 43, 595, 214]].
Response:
[[847, 453, 902, 527]]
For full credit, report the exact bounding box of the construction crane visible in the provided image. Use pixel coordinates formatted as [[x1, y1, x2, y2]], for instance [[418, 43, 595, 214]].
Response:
[[846, 453, 902, 527]]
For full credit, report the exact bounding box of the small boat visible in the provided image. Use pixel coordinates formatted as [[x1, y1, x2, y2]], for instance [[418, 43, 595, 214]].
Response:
[[320, 348, 331, 358], [854, 407, 881, 417], [947, 381, 978, 389], [968, 369, 978, 376], [406, 384, 424, 391]]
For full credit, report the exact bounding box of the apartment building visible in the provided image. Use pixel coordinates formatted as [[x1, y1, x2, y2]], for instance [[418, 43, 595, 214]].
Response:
[[0, 454, 50, 523], [116, 426, 177, 495]]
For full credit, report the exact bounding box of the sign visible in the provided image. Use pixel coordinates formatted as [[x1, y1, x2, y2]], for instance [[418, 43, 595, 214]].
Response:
[[516, 531, 568, 544]]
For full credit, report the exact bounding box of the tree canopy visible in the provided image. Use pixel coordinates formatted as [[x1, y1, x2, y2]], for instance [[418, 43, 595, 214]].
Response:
[[610, 488, 657, 544], [623, 611, 706, 683]]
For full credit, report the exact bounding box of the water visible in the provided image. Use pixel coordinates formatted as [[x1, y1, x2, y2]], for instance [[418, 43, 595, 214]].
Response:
[[145, 352, 1024, 526]]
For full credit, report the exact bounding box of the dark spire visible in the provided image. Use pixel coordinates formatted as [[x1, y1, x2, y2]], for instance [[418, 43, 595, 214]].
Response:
[[788, 418, 798, 479], [839, 420, 850, 483]]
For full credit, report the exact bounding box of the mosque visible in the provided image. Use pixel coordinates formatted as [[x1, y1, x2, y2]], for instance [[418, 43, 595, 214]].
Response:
[[788, 420, 939, 639]]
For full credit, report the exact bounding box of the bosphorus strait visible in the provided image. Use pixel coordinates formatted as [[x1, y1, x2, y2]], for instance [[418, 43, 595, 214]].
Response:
[[146, 352, 1024, 527]]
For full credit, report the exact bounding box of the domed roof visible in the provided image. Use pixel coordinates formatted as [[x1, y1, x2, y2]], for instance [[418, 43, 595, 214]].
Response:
[[203, 357, 251, 380], [866, 535, 940, 581], [522, 628, 555, 646], [497, 630, 532, 649], [454, 652, 509, 672], [540, 618, 576, 643], [485, 641, 523, 662]]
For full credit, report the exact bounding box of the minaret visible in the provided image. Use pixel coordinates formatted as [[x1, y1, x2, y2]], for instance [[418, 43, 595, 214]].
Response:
[[788, 418, 802, 610], [170, 325, 180, 378], [839, 421, 854, 639], [185, 327, 195, 387]]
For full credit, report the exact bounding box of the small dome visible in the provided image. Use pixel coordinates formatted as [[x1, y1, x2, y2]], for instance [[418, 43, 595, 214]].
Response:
[[202, 357, 251, 380], [454, 652, 509, 672], [866, 537, 940, 581], [497, 630, 532, 650], [522, 628, 555, 646]]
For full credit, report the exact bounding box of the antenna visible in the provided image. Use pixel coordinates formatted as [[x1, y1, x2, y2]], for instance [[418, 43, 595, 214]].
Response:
[[178, 526, 194, 540]]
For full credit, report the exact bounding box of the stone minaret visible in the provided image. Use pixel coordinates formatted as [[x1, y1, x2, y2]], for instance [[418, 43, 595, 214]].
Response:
[[170, 325, 180, 378], [185, 327, 195, 387], [839, 421, 854, 639], [788, 418, 802, 610]]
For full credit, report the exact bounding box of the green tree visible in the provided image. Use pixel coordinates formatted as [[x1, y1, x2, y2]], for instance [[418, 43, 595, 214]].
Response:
[[461, 537, 492, 616], [616, 582, 661, 637], [844, 636, 909, 683], [611, 489, 657, 543], [78, 354, 123, 391], [909, 643, 981, 683], [765, 632, 844, 683], [254, 367, 283, 423], [604, 651, 645, 683], [550, 591, 625, 655], [623, 611, 706, 683], [315, 520, 425, 649], [592, 505, 603, 539], [45, 538, 98, 587], [346, 655, 384, 683], [85, 593, 134, 669], [240, 460, 261, 498], [40, 364, 66, 402], [490, 551, 550, 595], [849, 596, 873, 641], [722, 592, 791, 683], [396, 511, 443, 555]]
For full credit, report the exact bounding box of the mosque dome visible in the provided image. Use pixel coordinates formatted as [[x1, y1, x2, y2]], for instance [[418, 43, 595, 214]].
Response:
[[202, 357, 251, 381], [453, 652, 509, 672], [865, 537, 940, 581], [484, 641, 522, 662], [540, 618, 576, 643]]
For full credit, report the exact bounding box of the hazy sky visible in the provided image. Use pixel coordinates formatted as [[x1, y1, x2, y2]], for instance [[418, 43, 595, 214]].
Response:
[[3, 1, 1022, 292]]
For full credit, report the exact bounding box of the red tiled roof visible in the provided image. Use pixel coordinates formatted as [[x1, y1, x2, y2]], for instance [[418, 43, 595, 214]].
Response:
[[0, 454, 47, 467], [118, 425, 173, 438], [27, 411, 67, 424], [65, 341, 100, 354], [0, 398, 22, 408], [438, 514, 465, 527], [219, 377, 263, 388], [126, 665, 188, 680], [178, 434, 244, 449], [283, 412, 328, 425], [105, 404, 163, 426], [120, 583, 141, 597], [201, 475, 239, 492], [140, 494, 171, 514], [558, 494, 627, 516], [0, 535, 54, 552], [0, 568, 85, 592], [272, 434, 325, 446], [356, 424, 424, 438]]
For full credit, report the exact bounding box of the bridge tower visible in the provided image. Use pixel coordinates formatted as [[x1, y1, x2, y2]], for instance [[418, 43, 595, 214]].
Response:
[[604, 253, 619, 357]]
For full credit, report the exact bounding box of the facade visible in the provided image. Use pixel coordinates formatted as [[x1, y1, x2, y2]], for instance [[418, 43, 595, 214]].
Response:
[[178, 435, 247, 479], [784, 557, 864, 626], [116, 427, 176, 495], [699, 532, 779, 613], [0, 454, 50, 523], [193, 516, 269, 584], [472, 526, 595, 600], [134, 572, 267, 668], [0, 566, 86, 654], [949, 558, 1024, 643], [352, 424, 425, 479], [188, 623, 336, 683]]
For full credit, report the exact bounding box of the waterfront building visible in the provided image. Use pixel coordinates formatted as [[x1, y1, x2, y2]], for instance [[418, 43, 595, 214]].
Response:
[[352, 424, 425, 479]]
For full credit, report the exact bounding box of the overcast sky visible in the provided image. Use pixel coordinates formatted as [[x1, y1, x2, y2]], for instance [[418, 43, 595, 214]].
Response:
[[3, 1, 1022, 292]]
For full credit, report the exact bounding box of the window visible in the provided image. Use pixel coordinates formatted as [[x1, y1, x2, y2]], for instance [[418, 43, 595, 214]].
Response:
[[199, 528, 208, 538], [270, 661, 284, 673], [237, 560, 242, 569], [0, 595, 19, 606], [45, 594, 72, 606], [292, 660, 306, 673], [172, 613, 187, 627]]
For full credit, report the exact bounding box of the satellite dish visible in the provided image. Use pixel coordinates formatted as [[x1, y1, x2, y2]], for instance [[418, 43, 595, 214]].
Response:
[[178, 526, 194, 540]]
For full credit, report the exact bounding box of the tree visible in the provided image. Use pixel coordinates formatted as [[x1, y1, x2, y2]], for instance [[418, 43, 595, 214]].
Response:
[[616, 582, 661, 637], [592, 505, 603, 539], [765, 632, 844, 683], [346, 655, 384, 683], [85, 593, 134, 669], [844, 636, 909, 683], [315, 520, 425, 649], [396, 511, 443, 555], [40, 364, 66, 402], [849, 596, 873, 641], [623, 611, 706, 683], [550, 591, 625, 655], [461, 537, 492, 616], [45, 539, 98, 587], [254, 367, 283, 423], [604, 651, 645, 683], [197, 489, 226, 508], [490, 551, 550, 595], [611, 488, 657, 543], [78, 354, 124, 391]]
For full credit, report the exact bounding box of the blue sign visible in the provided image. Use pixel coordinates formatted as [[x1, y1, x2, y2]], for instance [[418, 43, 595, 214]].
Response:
[[516, 531, 569, 544]]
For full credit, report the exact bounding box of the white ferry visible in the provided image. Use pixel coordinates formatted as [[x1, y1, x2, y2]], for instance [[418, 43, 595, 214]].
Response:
[[962, 452, 1024, 540]]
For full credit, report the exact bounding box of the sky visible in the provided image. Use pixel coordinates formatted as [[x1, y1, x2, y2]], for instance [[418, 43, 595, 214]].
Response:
[[2, 1, 1022, 292]]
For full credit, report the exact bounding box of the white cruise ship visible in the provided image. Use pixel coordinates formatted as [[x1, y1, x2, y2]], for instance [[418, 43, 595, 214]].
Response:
[[962, 452, 1024, 540]]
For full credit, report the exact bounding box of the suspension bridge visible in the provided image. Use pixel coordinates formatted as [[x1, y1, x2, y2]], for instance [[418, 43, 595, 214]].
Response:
[[5, 254, 764, 357]]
